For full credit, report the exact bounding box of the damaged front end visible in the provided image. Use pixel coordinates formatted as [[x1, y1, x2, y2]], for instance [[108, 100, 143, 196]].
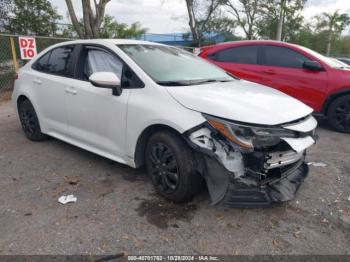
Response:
[[186, 114, 318, 208]]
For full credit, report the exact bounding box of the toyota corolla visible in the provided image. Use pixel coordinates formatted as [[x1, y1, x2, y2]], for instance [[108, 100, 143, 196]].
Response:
[[12, 40, 317, 207]]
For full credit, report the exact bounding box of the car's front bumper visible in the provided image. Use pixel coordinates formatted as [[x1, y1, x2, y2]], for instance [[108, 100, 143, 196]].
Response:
[[221, 161, 309, 208], [197, 151, 309, 208], [186, 117, 316, 208]]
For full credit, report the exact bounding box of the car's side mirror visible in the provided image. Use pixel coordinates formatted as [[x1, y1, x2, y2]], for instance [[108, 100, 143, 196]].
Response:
[[89, 72, 122, 96], [303, 60, 323, 71]]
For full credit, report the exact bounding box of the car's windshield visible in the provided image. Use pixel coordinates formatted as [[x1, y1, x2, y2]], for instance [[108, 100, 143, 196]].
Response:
[[298, 45, 350, 69], [118, 44, 233, 85]]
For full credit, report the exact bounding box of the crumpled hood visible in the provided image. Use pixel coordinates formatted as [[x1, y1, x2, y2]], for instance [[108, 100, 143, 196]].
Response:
[[166, 80, 313, 125]]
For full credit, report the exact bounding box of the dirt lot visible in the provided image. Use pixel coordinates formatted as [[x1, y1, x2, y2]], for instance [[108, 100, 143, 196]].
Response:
[[0, 99, 349, 255]]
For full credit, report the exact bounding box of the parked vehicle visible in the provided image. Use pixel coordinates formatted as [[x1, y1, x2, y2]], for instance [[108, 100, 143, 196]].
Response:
[[200, 40, 350, 133], [335, 57, 350, 66], [12, 40, 317, 207]]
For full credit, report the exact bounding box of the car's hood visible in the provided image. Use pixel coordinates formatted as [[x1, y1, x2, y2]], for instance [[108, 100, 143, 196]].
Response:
[[165, 80, 313, 125]]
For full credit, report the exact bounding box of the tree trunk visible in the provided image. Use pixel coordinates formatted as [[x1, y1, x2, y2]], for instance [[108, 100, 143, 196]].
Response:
[[65, 0, 84, 38], [82, 0, 94, 38], [326, 29, 333, 56], [276, 0, 286, 41], [65, 0, 110, 39], [185, 0, 200, 46]]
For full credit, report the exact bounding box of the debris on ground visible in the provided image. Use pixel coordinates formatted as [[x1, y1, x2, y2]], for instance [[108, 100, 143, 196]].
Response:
[[58, 195, 77, 205], [321, 218, 329, 224], [348, 196, 350, 202], [293, 231, 301, 238], [307, 162, 327, 167], [272, 239, 279, 247]]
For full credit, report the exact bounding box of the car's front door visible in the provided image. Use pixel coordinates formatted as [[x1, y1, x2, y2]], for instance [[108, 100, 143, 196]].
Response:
[[206, 45, 266, 85], [260, 45, 328, 111], [65, 46, 130, 161]]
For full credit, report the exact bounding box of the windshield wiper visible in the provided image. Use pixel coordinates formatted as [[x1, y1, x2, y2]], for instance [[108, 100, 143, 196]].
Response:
[[157, 79, 233, 86], [156, 81, 193, 86]]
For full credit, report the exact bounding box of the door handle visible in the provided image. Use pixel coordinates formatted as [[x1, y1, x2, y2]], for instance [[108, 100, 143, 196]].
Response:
[[65, 87, 77, 95], [262, 70, 276, 75], [33, 79, 42, 85]]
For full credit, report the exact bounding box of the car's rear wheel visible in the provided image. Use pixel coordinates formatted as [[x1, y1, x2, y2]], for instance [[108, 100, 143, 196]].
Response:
[[145, 130, 201, 203], [327, 95, 350, 133], [18, 99, 47, 141]]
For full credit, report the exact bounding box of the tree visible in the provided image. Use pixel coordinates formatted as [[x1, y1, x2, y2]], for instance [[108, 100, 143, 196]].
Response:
[[225, 0, 262, 40], [99, 15, 147, 39], [0, 0, 12, 32], [184, 0, 225, 46], [258, 0, 306, 41], [315, 11, 350, 56], [3, 0, 62, 36], [65, 0, 111, 38], [276, 0, 286, 41]]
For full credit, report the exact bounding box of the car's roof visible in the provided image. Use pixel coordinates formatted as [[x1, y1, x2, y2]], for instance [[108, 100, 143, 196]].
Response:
[[201, 40, 302, 52], [55, 39, 164, 46]]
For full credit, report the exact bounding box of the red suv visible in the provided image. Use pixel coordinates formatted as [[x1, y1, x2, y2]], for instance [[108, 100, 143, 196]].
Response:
[[200, 40, 350, 133]]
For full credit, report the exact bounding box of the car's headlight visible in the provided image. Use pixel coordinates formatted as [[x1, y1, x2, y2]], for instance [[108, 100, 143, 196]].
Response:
[[204, 114, 297, 150]]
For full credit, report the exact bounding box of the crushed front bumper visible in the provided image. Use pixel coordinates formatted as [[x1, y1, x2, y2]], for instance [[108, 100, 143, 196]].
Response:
[[186, 118, 316, 208], [198, 152, 309, 208], [222, 161, 309, 208]]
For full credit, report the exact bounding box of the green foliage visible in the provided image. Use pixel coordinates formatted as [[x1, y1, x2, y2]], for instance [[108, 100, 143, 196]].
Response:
[[257, 0, 306, 41], [99, 15, 147, 39], [2, 0, 62, 36]]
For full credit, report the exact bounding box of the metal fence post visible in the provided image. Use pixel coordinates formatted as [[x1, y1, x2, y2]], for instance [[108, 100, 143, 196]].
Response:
[[10, 36, 19, 73]]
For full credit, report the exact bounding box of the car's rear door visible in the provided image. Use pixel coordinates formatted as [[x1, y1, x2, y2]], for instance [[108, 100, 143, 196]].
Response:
[[260, 45, 328, 110], [64, 45, 132, 162], [205, 45, 266, 85], [30, 45, 75, 136]]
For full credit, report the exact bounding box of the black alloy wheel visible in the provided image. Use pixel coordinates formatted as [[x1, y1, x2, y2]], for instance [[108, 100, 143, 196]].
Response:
[[18, 99, 47, 141], [145, 131, 202, 203], [328, 95, 350, 133], [149, 142, 179, 194]]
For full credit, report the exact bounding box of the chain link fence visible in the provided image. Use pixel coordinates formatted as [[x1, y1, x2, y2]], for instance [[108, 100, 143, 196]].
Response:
[[0, 34, 72, 99]]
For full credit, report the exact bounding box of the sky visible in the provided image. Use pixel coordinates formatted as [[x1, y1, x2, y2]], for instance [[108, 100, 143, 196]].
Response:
[[50, 0, 350, 35]]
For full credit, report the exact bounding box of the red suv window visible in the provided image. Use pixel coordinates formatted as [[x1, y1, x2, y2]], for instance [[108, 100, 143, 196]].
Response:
[[209, 45, 259, 65], [262, 45, 309, 68]]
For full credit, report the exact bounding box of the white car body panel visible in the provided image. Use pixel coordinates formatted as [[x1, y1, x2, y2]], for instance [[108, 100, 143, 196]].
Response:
[[165, 79, 313, 126], [12, 39, 315, 168]]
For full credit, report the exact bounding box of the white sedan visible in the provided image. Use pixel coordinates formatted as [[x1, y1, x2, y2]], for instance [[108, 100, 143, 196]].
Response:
[[12, 39, 317, 207]]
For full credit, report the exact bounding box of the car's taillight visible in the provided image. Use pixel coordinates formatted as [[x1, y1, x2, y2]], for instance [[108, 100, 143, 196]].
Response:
[[14, 73, 18, 80]]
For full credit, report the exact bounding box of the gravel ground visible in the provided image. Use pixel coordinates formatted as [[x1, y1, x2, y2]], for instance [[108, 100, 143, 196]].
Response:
[[0, 100, 349, 255]]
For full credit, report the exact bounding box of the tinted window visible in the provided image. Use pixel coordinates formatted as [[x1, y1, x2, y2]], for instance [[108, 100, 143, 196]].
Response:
[[262, 45, 308, 68], [210, 45, 259, 65], [32, 52, 51, 72], [46, 46, 74, 76], [84, 49, 123, 79]]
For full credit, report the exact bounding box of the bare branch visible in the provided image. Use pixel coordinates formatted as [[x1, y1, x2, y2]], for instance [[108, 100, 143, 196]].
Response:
[[65, 0, 84, 38]]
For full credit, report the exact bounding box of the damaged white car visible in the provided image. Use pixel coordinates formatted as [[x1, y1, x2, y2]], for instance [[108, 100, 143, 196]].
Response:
[[12, 40, 317, 207]]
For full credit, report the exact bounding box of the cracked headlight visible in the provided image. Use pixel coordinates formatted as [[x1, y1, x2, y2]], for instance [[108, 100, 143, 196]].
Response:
[[204, 114, 297, 150]]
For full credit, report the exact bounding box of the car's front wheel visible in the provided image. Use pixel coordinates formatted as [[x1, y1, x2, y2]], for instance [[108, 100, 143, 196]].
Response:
[[18, 99, 47, 141], [327, 95, 350, 133], [145, 130, 202, 203]]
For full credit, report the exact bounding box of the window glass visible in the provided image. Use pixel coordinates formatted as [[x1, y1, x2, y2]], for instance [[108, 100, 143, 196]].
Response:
[[298, 45, 350, 69], [32, 52, 51, 72], [263, 45, 308, 68], [46, 46, 74, 76], [84, 50, 123, 79], [118, 44, 231, 83], [211, 45, 258, 64]]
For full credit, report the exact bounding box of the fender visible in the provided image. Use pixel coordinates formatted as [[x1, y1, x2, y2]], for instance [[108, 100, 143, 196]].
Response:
[[321, 88, 350, 115]]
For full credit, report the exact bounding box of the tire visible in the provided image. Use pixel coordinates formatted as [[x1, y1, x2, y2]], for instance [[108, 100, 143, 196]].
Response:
[[18, 99, 47, 141], [327, 95, 350, 133], [145, 130, 202, 203]]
